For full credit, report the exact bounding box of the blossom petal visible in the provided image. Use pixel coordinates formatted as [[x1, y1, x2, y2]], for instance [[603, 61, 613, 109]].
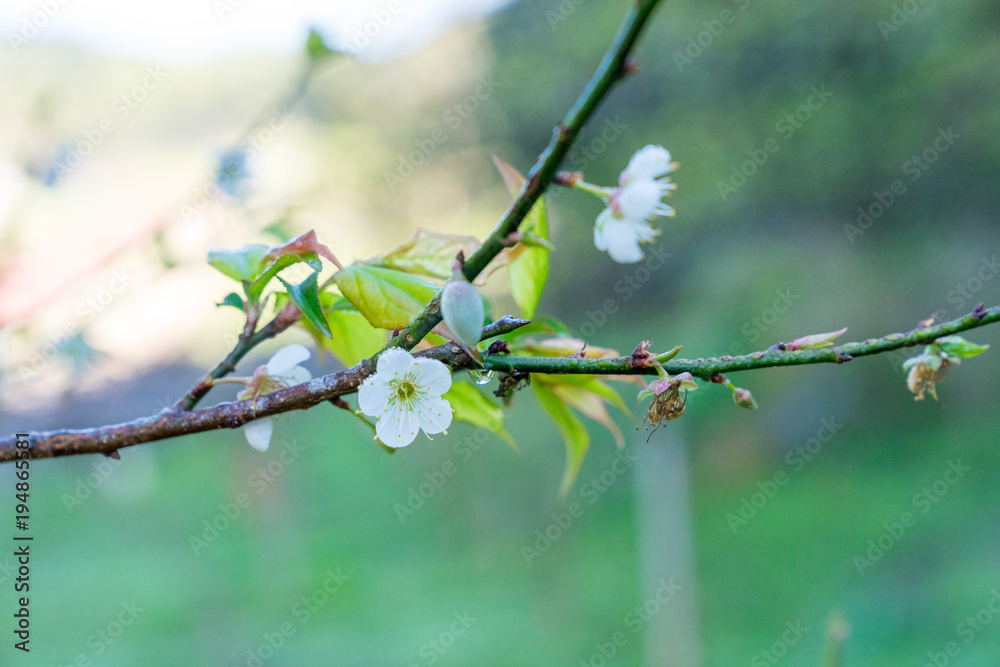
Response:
[[377, 348, 417, 378], [625, 145, 673, 181], [413, 358, 452, 395], [358, 375, 391, 416], [417, 395, 453, 435], [618, 178, 664, 220], [282, 366, 312, 385], [600, 218, 649, 263], [594, 208, 613, 251], [244, 417, 273, 452], [376, 404, 420, 448], [266, 344, 311, 375]]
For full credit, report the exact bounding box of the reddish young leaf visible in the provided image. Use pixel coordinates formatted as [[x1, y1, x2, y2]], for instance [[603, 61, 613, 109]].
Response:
[[263, 230, 342, 270]]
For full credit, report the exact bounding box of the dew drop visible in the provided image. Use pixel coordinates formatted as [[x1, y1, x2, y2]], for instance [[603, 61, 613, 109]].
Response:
[[468, 370, 494, 386]]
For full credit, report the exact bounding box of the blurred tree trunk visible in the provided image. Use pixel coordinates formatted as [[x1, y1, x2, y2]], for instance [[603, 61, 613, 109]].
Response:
[[633, 427, 702, 667]]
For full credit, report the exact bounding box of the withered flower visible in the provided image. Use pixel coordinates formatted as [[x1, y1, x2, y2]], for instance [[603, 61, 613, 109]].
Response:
[[638, 371, 699, 437], [904, 352, 951, 401]]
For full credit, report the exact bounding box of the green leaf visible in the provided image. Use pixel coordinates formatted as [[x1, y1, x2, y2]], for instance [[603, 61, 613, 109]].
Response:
[[507, 203, 550, 318], [295, 294, 386, 366], [207, 244, 269, 282], [444, 381, 515, 449], [322, 310, 387, 366], [333, 265, 439, 329], [262, 230, 340, 272], [305, 29, 336, 61], [248, 230, 342, 300], [934, 335, 989, 359], [218, 292, 245, 310], [248, 255, 299, 300], [562, 375, 630, 415], [373, 228, 480, 280], [534, 382, 589, 498], [278, 272, 332, 338], [493, 156, 550, 318], [537, 375, 628, 448]]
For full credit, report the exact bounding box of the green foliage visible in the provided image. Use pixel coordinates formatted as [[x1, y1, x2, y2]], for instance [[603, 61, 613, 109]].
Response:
[[373, 228, 480, 280], [207, 244, 269, 282], [218, 292, 245, 311], [278, 272, 332, 338], [535, 373, 632, 493], [322, 309, 388, 367], [333, 265, 439, 329], [305, 29, 336, 61], [933, 335, 989, 359], [533, 380, 590, 498], [444, 380, 515, 448]]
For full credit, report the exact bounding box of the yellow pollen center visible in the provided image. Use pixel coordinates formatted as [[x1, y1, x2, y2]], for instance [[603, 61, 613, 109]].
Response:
[[395, 381, 416, 402]]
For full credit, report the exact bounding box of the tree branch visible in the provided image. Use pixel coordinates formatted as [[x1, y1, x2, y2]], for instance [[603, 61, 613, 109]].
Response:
[[2, 306, 995, 462]]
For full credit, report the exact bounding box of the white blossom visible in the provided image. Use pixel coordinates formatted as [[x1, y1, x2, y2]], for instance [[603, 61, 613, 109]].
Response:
[[593, 209, 659, 264], [622, 145, 675, 182], [613, 177, 675, 221], [358, 348, 453, 448], [240, 344, 312, 452], [593, 145, 678, 264]]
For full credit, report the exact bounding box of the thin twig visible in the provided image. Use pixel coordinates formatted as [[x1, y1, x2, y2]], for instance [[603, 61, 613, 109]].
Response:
[[173, 302, 300, 411], [379, 0, 665, 361]]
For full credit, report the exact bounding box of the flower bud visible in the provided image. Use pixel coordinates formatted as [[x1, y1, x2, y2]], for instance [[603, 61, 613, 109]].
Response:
[[733, 387, 758, 410], [441, 277, 485, 349]]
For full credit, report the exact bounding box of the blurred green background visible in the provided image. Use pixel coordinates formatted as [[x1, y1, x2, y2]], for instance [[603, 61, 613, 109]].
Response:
[[1, 0, 999, 665]]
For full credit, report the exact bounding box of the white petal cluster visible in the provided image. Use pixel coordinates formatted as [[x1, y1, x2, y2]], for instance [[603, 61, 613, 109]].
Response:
[[594, 145, 677, 264], [242, 345, 312, 452], [358, 348, 453, 448], [593, 211, 658, 265]]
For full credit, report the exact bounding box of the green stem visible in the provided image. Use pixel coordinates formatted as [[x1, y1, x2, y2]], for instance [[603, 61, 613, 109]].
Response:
[[572, 180, 615, 199], [379, 0, 665, 363], [482, 305, 1000, 378]]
